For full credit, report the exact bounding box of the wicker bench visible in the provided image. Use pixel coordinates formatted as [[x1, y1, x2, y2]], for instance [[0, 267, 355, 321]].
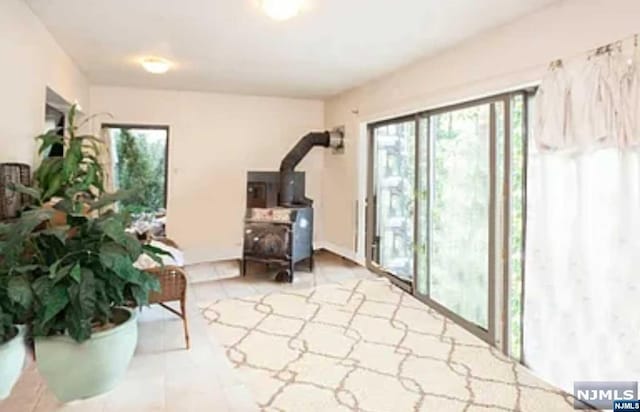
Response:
[[144, 238, 190, 349]]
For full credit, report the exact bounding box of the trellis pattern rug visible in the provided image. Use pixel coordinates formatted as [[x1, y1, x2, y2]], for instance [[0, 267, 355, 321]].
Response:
[[199, 278, 574, 411]]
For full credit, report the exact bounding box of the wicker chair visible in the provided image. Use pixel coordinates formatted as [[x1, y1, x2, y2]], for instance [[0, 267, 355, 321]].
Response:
[[144, 238, 190, 349]]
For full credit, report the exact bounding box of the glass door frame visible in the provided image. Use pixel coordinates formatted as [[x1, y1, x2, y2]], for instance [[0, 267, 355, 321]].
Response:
[[365, 90, 532, 352], [366, 113, 419, 294]]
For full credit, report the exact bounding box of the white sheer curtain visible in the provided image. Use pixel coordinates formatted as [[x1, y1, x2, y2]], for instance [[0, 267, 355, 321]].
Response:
[[525, 148, 640, 391], [525, 43, 640, 391]]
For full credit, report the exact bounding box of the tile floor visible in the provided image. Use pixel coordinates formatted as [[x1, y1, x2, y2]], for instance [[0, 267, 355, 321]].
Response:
[[0, 251, 376, 412]]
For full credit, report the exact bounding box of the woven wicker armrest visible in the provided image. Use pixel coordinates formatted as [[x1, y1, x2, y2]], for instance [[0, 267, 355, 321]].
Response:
[[145, 265, 187, 304], [143, 264, 190, 349]]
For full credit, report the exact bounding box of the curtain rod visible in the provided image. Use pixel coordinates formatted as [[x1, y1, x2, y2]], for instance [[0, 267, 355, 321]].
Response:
[[548, 32, 638, 69]]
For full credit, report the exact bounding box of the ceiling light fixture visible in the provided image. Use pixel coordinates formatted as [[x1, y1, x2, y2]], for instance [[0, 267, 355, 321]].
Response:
[[141, 57, 171, 74], [261, 0, 304, 21]]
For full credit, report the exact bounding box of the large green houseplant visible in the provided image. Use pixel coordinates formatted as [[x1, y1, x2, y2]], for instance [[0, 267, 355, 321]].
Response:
[[0, 194, 47, 400], [3, 104, 165, 401]]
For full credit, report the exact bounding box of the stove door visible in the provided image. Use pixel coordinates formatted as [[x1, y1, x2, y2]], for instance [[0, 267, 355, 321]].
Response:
[[243, 223, 291, 260]]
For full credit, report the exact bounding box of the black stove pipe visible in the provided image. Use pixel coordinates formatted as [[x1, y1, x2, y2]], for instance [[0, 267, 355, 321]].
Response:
[[279, 131, 331, 206]]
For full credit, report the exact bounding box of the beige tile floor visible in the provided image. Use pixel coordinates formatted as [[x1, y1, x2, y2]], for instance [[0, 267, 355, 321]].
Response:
[[0, 251, 376, 412]]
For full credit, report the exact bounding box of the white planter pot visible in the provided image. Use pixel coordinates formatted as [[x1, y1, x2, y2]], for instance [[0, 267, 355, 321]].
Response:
[[35, 307, 138, 402], [0, 325, 26, 400]]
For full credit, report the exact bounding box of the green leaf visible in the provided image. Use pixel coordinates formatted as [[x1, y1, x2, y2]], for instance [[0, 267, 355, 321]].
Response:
[[142, 243, 173, 258], [49, 262, 73, 283], [141, 248, 164, 267], [99, 242, 128, 267], [42, 173, 63, 200], [63, 142, 82, 181], [52, 198, 73, 214], [97, 217, 127, 244], [8, 183, 42, 203], [41, 285, 70, 325], [32, 276, 51, 299], [78, 268, 96, 312], [64, 308, 91, 343], [9, 208, 54, 238], [89, 190, 136, 211], [94, 279, 110, 321], [123, 235, 142, 260], [69, 264, 81, 283], [37, 131, 64, 155], [38, 227, 69, 243], [35, 157, 63, 193], [104, 254, 146, 287], [7, 276, 33, 309]]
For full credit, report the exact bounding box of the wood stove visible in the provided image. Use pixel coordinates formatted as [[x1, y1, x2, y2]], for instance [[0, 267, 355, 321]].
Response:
[[242, 130, 343, 282]]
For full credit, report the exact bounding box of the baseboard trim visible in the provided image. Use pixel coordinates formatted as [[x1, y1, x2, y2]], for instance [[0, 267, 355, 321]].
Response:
[[184, 241, 365, 266], [184, 247, 241, 265], [315, 241, 365, 266]]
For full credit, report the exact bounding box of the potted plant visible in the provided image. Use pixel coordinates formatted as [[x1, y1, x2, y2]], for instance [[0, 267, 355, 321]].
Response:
[[0, 289, 27, 400], [0, 203, 41, 400], [4, 105, 166, 402]]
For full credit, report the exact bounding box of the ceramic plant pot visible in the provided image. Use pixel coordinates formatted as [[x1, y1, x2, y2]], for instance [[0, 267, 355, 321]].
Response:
[[35, 307, 138, 402], [0, 325, 26, 400]]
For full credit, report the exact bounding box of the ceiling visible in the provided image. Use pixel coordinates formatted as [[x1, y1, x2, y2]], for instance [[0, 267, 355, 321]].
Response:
[[26, 0, 558, 98]]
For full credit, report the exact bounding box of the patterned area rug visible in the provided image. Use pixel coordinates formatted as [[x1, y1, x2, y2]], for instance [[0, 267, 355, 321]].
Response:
[[199, 278, 574, 412]]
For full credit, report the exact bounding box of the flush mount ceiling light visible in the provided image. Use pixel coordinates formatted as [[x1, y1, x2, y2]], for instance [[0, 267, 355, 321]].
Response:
[[141, 57, 171, 74], [261, 0, 304, 21]]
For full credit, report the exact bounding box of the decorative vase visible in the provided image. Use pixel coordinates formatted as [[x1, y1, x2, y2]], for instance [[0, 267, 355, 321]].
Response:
[[0, 325, 26, 400], [0, 163, 31, 220], [34, 307, 138, 402]]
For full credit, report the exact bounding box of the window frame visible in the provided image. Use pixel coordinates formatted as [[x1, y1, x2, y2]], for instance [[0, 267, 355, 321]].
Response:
[[101, 123, 171, 210]]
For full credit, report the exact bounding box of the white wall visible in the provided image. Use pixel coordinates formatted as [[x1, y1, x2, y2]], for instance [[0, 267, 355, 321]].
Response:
[[0, 0, 89, 165], [322, 0, 640, 257], [90, 86, 324, 263]]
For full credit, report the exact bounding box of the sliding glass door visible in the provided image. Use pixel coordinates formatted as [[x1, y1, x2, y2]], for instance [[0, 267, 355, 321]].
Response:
[[428, 103, 491, 329], [367, 91, 529, 353], [369, 120, 415, 284]]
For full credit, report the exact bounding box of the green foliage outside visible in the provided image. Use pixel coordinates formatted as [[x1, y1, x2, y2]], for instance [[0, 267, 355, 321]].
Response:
[[429, 106, 491, 328], [509, 96, 526, 360], [113, 128, 167, 215]]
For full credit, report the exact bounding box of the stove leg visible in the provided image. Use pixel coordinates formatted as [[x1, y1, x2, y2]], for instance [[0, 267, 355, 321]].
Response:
[[241, 259, 247, 276], [309, 256, 314, 272], [288, 261, 294, 283]]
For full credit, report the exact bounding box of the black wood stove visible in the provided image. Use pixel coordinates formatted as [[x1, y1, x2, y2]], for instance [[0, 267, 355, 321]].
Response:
[[242, 130, 343, 282]]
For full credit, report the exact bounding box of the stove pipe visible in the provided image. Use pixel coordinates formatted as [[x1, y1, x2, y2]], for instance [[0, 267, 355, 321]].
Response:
[[279, 130, 343, 206]]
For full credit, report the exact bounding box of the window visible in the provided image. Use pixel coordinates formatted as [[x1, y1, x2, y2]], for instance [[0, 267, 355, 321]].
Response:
[[367, 91, 531, 358], [104, 125, 169, 216]]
